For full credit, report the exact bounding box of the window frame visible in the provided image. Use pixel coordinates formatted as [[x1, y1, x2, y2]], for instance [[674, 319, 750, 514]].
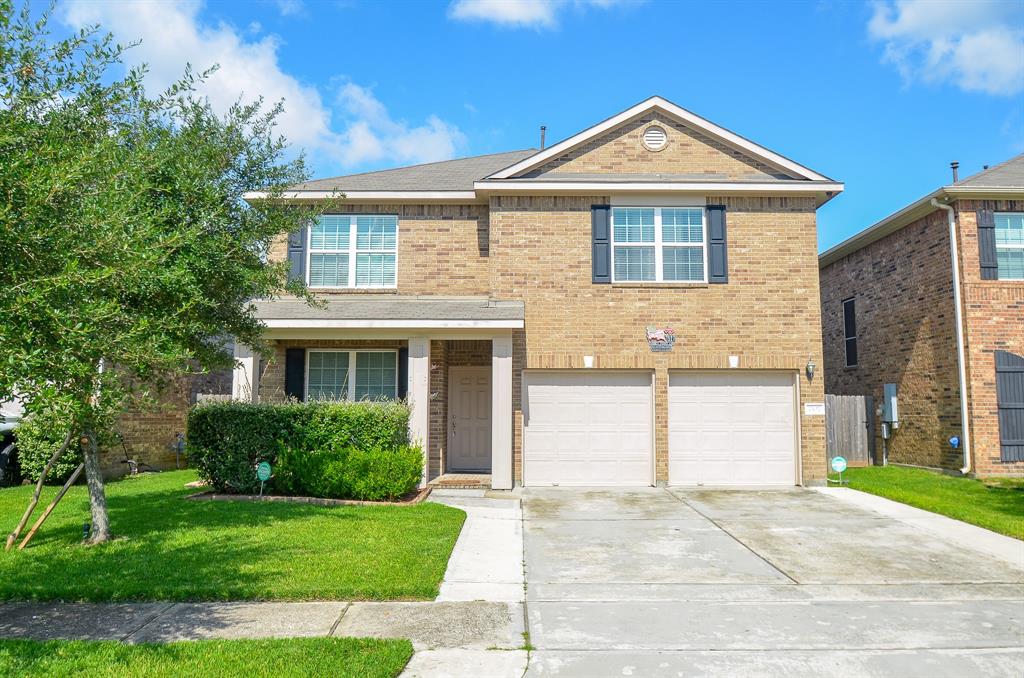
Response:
[[306, 215, 399, 289], [304, 349, 399, 402], [610, 206, 708, 284], [994, 212, 1024, 281], [842, 297, 858, 368]]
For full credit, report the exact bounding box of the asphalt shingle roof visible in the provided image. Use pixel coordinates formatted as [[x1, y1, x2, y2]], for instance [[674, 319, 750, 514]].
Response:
[[289, 149, 537, 192], [955, 153, 1024, 189]]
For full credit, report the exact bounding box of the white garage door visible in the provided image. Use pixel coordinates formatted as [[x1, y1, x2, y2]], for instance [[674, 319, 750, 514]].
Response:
[[523, 371, 653, 486], [669, 371, 797, 486]]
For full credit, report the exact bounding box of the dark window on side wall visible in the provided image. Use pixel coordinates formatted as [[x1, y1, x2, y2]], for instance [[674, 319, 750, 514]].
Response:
[[843, 298, 858, 367]]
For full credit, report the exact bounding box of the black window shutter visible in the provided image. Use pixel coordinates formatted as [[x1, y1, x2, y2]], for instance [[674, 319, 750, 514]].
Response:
[[284, 348, 306, 401], [397, 347, 409, 399], [707, 205, 728, 284], [287, 228, 307, 284], [592, 205, 611, 284], [977, 210, 999, 280], [995, 350, 1024, 462]]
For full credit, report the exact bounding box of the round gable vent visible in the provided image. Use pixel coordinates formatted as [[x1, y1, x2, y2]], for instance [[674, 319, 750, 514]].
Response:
[[641, 125, 668, 151]]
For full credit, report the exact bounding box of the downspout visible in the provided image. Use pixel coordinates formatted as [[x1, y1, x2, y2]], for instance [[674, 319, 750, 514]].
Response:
[[930, 197, 972, 474]]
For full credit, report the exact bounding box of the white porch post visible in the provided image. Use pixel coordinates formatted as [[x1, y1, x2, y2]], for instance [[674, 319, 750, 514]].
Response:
[[232, 343, 260, 403], [491, 334, 513, 490], [407, 337, 431, 488]]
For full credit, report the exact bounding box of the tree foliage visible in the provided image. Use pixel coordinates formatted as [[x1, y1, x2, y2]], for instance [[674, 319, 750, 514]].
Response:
[[0, 1, 329, 542]]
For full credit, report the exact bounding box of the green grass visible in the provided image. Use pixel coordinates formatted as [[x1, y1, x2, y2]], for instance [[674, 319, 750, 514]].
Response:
[[0, 470, 465, 602], [0, 637, 412, 678], [832, 466, 1024, 539]]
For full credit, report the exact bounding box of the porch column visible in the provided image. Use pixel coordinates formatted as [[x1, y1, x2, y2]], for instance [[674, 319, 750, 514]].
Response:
[[407, 336, 431, 488], [491, 334, 513, 490], [232, 342, 259, 403]]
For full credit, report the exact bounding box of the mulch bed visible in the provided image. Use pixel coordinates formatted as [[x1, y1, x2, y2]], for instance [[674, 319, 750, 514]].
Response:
[[184, 486, 432, 507]]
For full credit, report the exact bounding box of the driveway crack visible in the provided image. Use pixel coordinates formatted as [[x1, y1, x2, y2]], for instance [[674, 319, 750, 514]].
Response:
[[664, 489, 801, 585]]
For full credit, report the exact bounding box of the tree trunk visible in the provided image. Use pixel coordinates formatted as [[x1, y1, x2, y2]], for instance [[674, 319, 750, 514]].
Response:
[[81, 432, 112, 543]]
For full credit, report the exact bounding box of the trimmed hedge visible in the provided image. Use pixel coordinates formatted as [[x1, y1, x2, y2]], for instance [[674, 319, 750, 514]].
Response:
[[276, 445, 423, 501], [14, 408, 82, 484], [187, 400, 418, 499]]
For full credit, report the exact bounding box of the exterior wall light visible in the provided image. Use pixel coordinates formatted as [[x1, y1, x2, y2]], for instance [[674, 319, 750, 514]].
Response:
[[806, 358, 816, 381]]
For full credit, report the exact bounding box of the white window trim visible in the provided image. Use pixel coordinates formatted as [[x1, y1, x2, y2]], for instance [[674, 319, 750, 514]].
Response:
[[306, 215, 399, 289], [995, 212, 1024, 281], [610, 207, 708, 284], [304, 349, 399, 401], [843, 297, 857, 368]]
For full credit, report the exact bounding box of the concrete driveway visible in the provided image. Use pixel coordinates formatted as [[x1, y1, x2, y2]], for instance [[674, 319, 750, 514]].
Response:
[[522, 487, 1024, 677]]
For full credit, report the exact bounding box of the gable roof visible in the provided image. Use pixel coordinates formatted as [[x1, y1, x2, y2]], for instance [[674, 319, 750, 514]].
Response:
[[953, 153, 1024, 189], [484, 96, 833, 182], [288, 149, 537, 193], [819, 154, 1024, 268]]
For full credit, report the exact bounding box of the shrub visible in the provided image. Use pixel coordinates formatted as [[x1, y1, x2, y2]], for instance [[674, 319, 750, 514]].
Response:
[[187, 400, 412, 496], [15, 407, 83, 484], [275, 444, 423, 501], [343, 445, 423, 501]]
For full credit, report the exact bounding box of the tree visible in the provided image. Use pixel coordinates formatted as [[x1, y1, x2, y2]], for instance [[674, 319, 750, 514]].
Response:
[[0, 1, 327, 543]]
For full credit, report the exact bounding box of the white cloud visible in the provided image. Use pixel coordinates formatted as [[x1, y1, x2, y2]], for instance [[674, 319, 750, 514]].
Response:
[[448, 0, 632, 29], [60, 1, 465, 171], [274, 0, 305, 17], [336, 83, 467, 166], [868, 0, 1024, 96]]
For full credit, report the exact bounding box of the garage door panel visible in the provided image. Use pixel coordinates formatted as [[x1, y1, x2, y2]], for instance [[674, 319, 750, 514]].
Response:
[[524, 371, 653, 486], [669, 371, 797, 487]]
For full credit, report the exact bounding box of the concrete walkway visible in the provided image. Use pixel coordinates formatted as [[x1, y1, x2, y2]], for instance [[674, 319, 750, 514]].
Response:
[[521, 487, 1024, 677]]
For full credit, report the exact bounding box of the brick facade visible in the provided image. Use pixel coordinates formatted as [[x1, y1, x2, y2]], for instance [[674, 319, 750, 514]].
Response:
[[254, 111, 832, 486], [956, 201, 1024, 476], [820, 199, 1024, 477], [488, 195, 826, 484], [525, 112, 788, 181]]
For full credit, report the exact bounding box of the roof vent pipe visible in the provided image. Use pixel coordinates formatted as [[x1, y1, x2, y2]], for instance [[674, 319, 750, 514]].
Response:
[[931, 197, 971, 475], [540, 126, 546, 150], [950, 161, 959, 183]]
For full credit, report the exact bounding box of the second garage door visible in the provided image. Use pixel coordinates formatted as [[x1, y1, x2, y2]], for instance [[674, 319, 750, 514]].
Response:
[[668, 371, 797, 486], [523, 371, 653, 486]]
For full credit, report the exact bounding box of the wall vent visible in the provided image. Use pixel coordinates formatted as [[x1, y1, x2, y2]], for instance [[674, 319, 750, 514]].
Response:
[[641, 125, 668, 151]]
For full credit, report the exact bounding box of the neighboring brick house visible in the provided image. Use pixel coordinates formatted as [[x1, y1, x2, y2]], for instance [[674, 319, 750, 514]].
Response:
[[819, 155, 1024, 477], [236, 96, 844, 489]]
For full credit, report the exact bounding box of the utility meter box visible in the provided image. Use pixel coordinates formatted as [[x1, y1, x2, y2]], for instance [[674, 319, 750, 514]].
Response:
[[882, 383, 899, 427]]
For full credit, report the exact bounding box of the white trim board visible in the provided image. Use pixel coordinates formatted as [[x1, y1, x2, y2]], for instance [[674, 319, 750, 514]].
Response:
[[261, 318, 524, 329], [485, 96, 833, 182], [474, 180, 844, 196]]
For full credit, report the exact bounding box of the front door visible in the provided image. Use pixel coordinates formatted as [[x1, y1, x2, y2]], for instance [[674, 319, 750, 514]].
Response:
[[448, 367, 492, 472]]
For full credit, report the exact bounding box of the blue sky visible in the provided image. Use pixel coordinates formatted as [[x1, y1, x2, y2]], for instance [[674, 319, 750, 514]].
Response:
[[57, 0, 1023, 251]]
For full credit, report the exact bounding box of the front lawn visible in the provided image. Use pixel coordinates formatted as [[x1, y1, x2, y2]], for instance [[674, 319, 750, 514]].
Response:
[[832, 466, 1024, 539], [0, 637, 412, 678], [0, 470, 464, 602]]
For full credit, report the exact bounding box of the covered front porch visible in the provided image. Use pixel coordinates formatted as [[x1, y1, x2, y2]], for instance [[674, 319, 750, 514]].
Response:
[[231, 297, 523, 490]]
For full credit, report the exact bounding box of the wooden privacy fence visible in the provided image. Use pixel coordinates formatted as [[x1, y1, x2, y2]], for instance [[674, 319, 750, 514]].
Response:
[[825, 394, 875, 467]]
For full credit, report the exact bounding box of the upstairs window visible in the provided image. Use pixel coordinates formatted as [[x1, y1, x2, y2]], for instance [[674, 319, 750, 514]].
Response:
[[611, 207, 706, 283], [308, 215, 398, 288], [995, 213, 1024, 280], [843, 297, 858, 368]]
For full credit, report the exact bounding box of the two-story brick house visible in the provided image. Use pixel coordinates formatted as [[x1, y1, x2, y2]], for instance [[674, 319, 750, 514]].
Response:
[[235, 96, 844, 489], [819, 155, 1024, 477]]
